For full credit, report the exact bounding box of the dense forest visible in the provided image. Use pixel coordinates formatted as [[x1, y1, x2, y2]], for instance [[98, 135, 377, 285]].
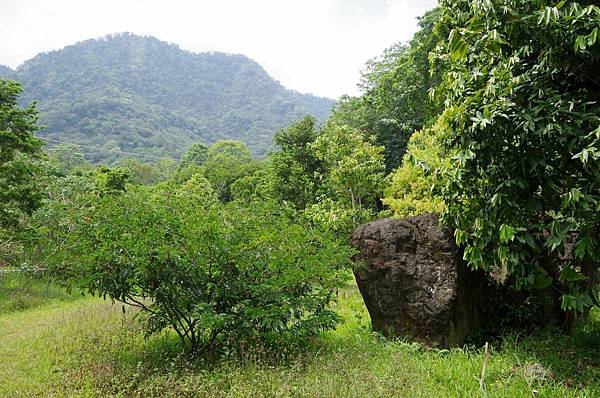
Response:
[[0, 33, 334, 163], [1, 1, 599, 396]]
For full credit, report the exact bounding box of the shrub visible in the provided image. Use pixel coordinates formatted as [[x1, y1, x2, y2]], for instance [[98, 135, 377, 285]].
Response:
[[48, 187, 352, 354]]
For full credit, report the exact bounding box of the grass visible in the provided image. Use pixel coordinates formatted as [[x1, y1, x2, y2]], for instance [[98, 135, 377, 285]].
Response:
[[0, 278, 598, 397], [0, 272, 81, 314]]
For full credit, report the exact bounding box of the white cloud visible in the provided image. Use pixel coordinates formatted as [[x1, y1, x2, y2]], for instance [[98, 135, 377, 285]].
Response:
[[0, 0, 438, 98]]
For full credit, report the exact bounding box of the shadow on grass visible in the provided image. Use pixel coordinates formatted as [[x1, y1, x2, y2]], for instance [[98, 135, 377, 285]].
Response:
[[0, 272, 81, 314], [497, 308, 600, 387]]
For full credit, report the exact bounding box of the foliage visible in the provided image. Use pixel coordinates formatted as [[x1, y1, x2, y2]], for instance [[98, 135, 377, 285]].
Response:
[[0, 33, 334, 163], [180, 143, 209, 168], [267, 117, 385, 234], [94, 166, 131, 194], [435, 0, 600, 314], [0, 228, 24, 267], [329, 9, 443, 172], [46, 143, 86, 174], [0, 79, 44, 228], [47, 187, 352, 354], [313, 125, 385, 214], [304, 198, 372, 236], [118, 158, 159, 185], [383, 115, 451, 217], [269, 116, 324, 209], [175, 173, 216, 204], [230, 167, 275, 203], [203, 140, 260, 202]]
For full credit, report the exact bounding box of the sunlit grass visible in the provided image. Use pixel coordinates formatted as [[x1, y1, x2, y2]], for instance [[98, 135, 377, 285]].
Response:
[[0, 272, 80, 314], [0, 281, 598, 397]]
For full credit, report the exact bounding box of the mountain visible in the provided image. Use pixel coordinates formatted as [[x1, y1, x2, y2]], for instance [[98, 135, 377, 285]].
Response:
[[0, 65, 15, 80], [1, 33, 335, 163]]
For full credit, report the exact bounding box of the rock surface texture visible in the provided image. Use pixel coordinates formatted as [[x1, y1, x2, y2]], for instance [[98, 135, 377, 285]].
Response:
[[350, 213, 483, 348]]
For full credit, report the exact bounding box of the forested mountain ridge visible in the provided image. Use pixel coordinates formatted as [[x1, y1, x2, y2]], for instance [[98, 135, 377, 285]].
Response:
[[0, 65, 15, 80], [1, 33, 334, 163]]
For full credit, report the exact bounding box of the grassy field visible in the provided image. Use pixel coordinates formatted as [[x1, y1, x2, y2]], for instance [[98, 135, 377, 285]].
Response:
[[0, 274, 598, 397], [0, 272, 80, 315]]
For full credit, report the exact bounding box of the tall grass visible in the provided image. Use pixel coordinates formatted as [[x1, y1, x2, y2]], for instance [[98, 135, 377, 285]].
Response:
[[0, 271, 81, 314], [0, 282, 598, 397]]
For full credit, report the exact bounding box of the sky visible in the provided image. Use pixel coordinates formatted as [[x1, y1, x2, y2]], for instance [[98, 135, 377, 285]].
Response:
[[0, 0, 438, 99]]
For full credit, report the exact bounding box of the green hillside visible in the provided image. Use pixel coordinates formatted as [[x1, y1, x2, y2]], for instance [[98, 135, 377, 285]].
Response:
[[1, 33, 334, 163], [0, 65, 15, 80]]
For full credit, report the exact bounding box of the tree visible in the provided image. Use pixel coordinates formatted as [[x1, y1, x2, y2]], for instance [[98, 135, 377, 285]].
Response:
[[313, 125, 385, 213], [0, 79, 43, 228], [329, 8, 443, 172], [307, 124, 385, 233], [94, 166, 131, 194], [48, 187, 352, 354], [153, 158, 177, 182], [269, 116, 324, 209], [176, 173, 215, 204], [118, 158, 156, 185], [180, 143, 209, 168], [435, 0, 600, 318], [203, 140, 259, 202], [230, 167, 274, 204], [383, 116, 451, 218], [46, 143, 86, 174]]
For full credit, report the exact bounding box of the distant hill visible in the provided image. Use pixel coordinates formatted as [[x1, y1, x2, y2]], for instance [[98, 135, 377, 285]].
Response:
[[0, 65, 15, 80], [1, 33, 335, 163]]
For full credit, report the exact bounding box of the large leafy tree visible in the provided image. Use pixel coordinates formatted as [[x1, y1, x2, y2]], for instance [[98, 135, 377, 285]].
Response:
[[436, 1, 600, 317], [0, 79, 43, 228], [303, 124, 385, 235], [313, 125, 385, 213], [330, 8, 443, 172], [180, 143, 209, 168], [383, 115, 451, 218]]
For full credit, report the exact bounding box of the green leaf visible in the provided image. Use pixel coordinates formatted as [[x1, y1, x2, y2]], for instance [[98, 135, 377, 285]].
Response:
[[588, 28, 598, 46], [499, 224, 515, 243], [561, 294, 576, 310], [560, 266, 587, 282], [449, 29, 468, 61], [533, 268, 553, 289], [568, 188, 582, 203], [575, 35, 587, 51]]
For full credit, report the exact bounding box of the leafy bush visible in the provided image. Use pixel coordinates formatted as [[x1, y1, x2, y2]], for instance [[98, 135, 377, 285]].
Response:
[[48, 187, 352, 354]]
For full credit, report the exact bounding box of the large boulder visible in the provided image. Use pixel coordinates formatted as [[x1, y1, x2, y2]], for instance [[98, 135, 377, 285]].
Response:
[[350, 213, 484, 347]]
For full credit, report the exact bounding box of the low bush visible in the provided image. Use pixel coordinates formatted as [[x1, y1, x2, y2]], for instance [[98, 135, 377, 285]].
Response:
[[48, 187, 352, 354]]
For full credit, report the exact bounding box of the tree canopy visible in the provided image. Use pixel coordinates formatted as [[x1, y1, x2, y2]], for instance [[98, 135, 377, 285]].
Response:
[[329, 8, 443, 172], [0, 79, 43, 228], [435, 0, 600, 314]]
